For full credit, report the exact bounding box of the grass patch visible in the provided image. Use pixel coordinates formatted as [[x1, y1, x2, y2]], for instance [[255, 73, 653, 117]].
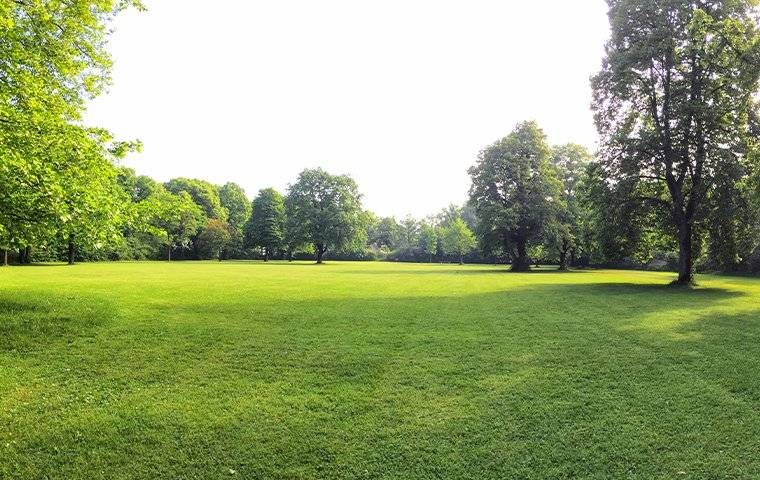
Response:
[[1, 261, 759, 479]]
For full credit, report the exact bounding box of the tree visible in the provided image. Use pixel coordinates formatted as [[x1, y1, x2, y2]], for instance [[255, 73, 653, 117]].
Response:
[[398, 216, 420, 249], [245, 188, 286, 261], [468, 121, 562, 271], [436, 204, 464, 228], [219, 182, 251, 258], [219, 182, 251, 231], [441, 218, 477, 264], [150, 191, 205, 261], [548, 144, 593, 269], [418, 222, 438, 262], [370, 217, 401, 249], [0, 0, 142, 263], [196, 219, 232, 260], [57, 129, 139, 264], [165, 178, 228, 221], [592, 0, 760, 284], [285, 168, 365, 264]]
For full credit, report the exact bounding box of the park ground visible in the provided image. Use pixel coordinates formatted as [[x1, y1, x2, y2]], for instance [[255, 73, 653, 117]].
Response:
[[1, 261, 759, 479]]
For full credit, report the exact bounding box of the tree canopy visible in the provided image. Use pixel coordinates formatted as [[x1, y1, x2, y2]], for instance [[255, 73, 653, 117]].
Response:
[[468, 121, 562, 271], [592, 0, 760, 283], [285, 168, 365, 264], [245, 188, 286, 261]]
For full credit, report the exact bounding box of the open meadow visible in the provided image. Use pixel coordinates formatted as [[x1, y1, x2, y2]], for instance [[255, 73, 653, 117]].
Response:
[[1, 261, 759, 479]]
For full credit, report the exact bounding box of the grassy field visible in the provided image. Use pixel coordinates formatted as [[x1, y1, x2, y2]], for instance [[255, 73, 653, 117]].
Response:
[[1, 261, 758, 479]]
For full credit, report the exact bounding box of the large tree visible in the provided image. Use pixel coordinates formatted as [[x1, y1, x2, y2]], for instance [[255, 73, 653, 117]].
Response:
[[0, 0, 142, 262], [245, 188, 286, 261], [468, 121, 562, 271], [592, 0, 760, 284], [57, 129, 139, 264], [285, 168, 365, 264]]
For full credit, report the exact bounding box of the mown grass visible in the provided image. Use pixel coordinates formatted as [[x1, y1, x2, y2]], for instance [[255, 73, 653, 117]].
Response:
[[1, 261, 758, 479]]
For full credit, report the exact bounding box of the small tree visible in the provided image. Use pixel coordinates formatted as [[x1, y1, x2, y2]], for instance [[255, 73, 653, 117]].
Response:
[[285, 168, 364, 264], [245, 188, 286, 261], [197, 219, 232, 260], [441, 218, 476, 264]]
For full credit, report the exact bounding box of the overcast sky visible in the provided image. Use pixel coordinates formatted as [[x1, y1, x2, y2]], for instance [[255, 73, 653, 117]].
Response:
[[85, 0, 611, 218]]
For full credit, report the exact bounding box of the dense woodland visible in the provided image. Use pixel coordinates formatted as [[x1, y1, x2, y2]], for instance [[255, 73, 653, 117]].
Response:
[[2, 0, 760, 283]]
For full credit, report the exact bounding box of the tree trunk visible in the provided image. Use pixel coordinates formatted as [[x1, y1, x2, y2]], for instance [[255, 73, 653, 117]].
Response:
[[67, 236, 75, 265], [264, 248, 269, 262], [558, 250, 568, 271], [511, 240, 530, 272], [676, 219, 694, 285], [570, 248, 576, 267], [2, 249, 7, 266], [168, 244, 172, 261], [316, 244, 326, 264], [459, 253, 464, 265]]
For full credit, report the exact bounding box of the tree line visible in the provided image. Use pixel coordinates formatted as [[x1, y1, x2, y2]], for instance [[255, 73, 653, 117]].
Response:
[[1, 161, 485, 265], [2, 0, 760, 283]]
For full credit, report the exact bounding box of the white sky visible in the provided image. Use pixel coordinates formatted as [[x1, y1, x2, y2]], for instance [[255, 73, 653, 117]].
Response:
[[85, 0, 611, 218]]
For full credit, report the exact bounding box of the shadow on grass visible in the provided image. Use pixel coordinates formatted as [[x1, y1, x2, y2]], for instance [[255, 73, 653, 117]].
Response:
[[3, 276, 758, 478], [0, 289, 115, 352], [340, 266, 593, 275]]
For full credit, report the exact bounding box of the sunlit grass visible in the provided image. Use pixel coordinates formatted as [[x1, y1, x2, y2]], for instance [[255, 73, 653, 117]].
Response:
[[1, 261, 758, 479]]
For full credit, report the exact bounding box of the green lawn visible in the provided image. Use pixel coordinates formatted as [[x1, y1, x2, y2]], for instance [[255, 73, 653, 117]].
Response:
[[1, 261, 758, 479]]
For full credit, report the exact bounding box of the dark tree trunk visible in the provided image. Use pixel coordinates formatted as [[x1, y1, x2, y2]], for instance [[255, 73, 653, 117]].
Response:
[[168, 245, 172, 261], [23, 246, 31, 264], [676, 219, 694, 285], [2, 249, 7, 266], [570, 249, 576, 267], [511, 240, 530, 272], [315, 244, 326, 264], [67, 236, 75, 265], [459, 253, 464, 265], [264, 248, 269, 262], [559, 250, 568, 271]]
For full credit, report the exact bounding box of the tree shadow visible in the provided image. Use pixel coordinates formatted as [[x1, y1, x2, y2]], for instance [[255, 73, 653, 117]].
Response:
[[0, 289, 115, 352], [340, 266, 593, 275], [3, 276, 758, 478]]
